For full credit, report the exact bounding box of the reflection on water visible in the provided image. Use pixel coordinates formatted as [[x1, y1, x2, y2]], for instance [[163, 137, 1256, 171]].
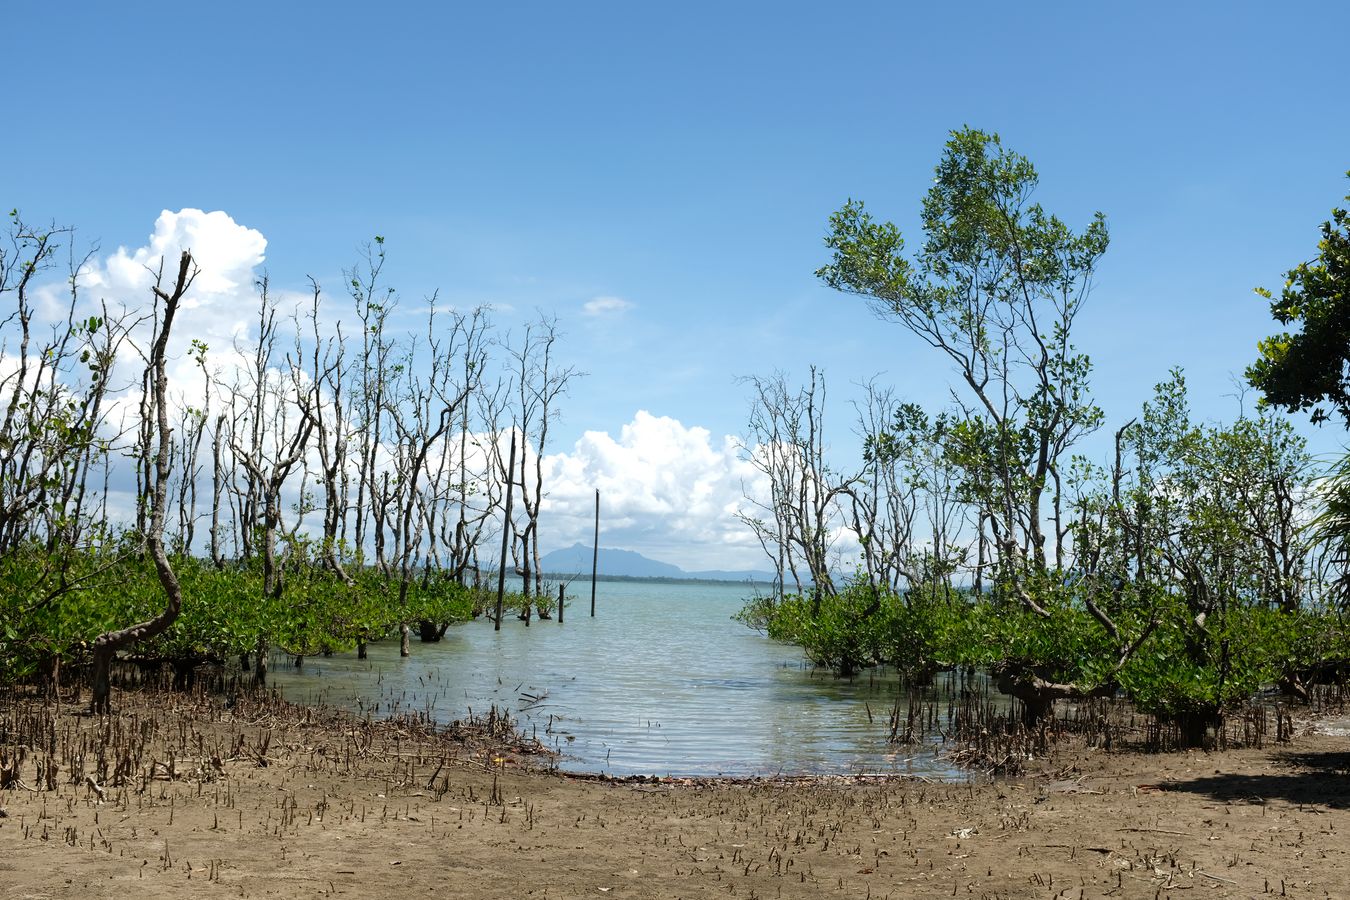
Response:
[[270, 579, 970, 779]]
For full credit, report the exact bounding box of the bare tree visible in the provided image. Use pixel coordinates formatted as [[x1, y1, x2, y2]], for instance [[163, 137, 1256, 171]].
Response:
[[348, 241, 397, 575], [297, 279, 355, 582], [89, 252, 195, 714], [417, 306, 492, 636], [482, 317, 580, 620], [843, 385, 922, 593], [737, 369, 852, 599], [386, 300, 481, 654], [169, 340, 211, 555], [509, 317, 579, 617], [0, 218, 118, 557], [228, 277, 314, 684]]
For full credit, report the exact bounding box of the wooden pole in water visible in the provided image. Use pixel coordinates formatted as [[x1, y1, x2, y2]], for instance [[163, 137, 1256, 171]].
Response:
[[494, 432, 517, 631], [590, 488, 599, 617], [557, 582, 565, 624]]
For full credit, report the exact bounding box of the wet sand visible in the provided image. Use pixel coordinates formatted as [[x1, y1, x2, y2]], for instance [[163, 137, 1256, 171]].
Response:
[[3, 690, 1349, 899]]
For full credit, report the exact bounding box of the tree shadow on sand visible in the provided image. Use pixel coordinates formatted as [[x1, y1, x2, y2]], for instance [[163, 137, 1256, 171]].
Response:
[[1160, 750, 1350, 809]]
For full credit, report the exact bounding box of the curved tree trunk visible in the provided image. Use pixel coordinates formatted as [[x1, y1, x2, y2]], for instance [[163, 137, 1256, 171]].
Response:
[[90, 252, 193, 714], [993, 663, 1116, 728]]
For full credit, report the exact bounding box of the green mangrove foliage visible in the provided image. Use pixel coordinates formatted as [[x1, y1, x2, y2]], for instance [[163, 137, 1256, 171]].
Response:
[[0, 544, 478, 686], [739, 129, 1349, 744], [1247, 177, 1350, 427]]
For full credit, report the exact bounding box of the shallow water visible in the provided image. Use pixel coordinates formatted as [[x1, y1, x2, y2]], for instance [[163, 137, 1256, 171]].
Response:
[[270, 579, 967, 778]]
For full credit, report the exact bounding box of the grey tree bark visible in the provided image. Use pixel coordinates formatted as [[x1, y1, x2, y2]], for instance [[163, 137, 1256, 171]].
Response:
[[89, 252, 195, 714]]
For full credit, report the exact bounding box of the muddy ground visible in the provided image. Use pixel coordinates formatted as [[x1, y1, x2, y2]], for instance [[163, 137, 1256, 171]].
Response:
[[2, 689, 1348, 899]]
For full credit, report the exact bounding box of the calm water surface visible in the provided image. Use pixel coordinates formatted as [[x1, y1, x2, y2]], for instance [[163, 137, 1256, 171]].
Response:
[[270, 580, 964, 778]]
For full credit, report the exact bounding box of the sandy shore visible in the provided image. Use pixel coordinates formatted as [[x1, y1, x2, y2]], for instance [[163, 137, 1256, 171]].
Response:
[[3, 689, 1348, 899]]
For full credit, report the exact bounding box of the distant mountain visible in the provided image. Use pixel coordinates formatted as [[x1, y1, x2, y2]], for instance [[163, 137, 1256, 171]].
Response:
[[538, 543, 775, 583], [539, 544, 682, 578]]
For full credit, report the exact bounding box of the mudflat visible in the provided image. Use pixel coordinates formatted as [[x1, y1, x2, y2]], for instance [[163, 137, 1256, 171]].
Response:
[[2, 690, 1348, 899]]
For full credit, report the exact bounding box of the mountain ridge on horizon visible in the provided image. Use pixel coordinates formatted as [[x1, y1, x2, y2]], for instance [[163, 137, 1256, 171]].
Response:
[[539, 543, 775, 583]]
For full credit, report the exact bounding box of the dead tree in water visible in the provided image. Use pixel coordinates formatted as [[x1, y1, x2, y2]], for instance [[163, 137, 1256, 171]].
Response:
[[388, 300, 478, 654], [89, 252, 195, 714], [505, 317, 579, 618], [737, 368, 852, 600], [494, 432, 517, 631], [414, 307, 489, 641]]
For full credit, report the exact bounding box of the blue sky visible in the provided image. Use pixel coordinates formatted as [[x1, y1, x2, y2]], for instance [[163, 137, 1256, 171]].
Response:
[[7, 1, 1350, 568]]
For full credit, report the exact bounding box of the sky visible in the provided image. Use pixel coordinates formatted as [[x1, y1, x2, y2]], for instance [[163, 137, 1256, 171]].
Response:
[[6, 1, 1350, 571]]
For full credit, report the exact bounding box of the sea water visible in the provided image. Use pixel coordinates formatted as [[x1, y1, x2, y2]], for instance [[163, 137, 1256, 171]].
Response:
[[270, 579, 965, 778]]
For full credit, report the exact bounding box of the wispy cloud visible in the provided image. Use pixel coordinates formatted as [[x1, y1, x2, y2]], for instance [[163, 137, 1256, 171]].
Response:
[[582, 295, 633, 316]]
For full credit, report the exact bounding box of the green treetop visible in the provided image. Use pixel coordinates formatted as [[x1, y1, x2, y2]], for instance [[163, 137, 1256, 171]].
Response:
[[1248, 177, 1350, 426]]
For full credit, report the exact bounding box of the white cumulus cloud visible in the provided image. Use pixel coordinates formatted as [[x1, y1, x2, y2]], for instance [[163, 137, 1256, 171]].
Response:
[[69, 210, 277, 441], [85, 208, 267, 333], [538, 411, 769, 572]]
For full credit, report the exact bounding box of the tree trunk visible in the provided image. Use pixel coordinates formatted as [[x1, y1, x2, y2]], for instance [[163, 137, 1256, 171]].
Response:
[[90, 645, 114, 714], [993, 663, 1115, 728], [89, 252, 193, 715], [1174, 709, 1220, 749], [254, 636, 268, 686], [171, 659, 195, 691]]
